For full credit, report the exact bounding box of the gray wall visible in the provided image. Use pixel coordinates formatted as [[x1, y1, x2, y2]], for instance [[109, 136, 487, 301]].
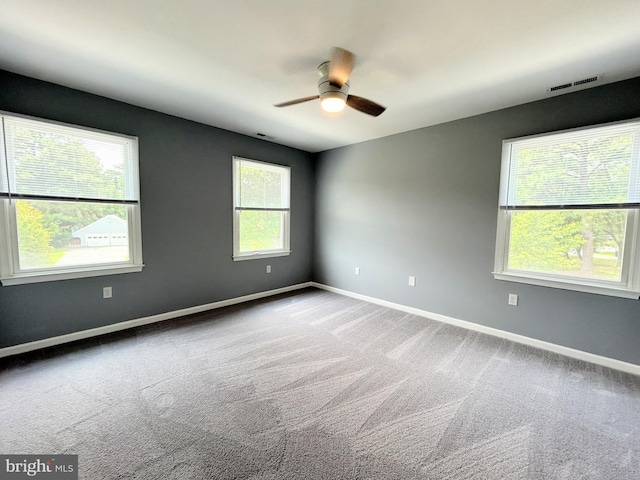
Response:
[[2, 67, 639, 367], [314, 77, 640, 365], [0, 70, 315, 348]]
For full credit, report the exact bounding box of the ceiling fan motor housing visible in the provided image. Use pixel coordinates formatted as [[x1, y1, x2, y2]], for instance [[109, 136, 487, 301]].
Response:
[[318, 76, 350, 102], [317, 60, 350, 106]]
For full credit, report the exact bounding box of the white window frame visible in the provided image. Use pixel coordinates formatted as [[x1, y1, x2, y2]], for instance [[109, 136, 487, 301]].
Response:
[[494, 119, 640, 299], [0, 112, 144, 286], [232, 157, 290, 261]]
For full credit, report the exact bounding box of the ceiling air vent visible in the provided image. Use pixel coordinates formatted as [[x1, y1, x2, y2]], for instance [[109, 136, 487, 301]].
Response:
[[573, 76, 599, 86], [548, 75, 601, 93], [549, 82, 573, 92]]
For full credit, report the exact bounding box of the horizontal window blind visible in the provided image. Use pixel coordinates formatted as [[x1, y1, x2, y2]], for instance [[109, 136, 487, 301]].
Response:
[[499, 120, 640, 210], [234, 157, 290, 211], [1, 114, 139, 204]]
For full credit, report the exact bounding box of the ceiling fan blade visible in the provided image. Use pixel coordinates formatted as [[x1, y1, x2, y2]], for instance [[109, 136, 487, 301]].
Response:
[[346, 95, 386, 117], [274, 95, 319, 107], [328, 47, 355, 87]]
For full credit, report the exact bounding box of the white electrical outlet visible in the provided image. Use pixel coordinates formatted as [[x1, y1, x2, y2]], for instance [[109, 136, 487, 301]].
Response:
[[508, 293, 518, 306], [355, 267, 360, 275], [103, 286, 112, 299], [408, 276, 416, 287], [266, 265, 271, 274]]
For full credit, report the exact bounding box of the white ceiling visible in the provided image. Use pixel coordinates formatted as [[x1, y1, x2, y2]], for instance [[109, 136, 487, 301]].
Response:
[[1, 1, 640, 153]]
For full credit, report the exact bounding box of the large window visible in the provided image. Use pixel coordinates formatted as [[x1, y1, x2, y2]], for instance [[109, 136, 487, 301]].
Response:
[[494, 119, 640, 298], [0, 112, 143, 285], [233, 157, 290, 260]]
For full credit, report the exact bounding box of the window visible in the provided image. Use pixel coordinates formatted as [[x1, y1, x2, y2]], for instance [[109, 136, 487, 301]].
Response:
[[232, 157, 290, 260], [0, 112, 143, 285], [494, 119, 640, 298]]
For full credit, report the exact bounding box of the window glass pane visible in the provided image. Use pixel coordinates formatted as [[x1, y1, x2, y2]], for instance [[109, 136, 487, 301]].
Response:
[[511, 133, 634, 206], [16, 200, 129, 270], [500, 121, 640, 208], [508, 209, 627, 281], [238, 210, 284, 252], [3, 116, 137, 201], [238, 162, 286, 209]]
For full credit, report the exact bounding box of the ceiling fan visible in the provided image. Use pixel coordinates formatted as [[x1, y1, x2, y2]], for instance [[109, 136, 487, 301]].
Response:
[[274, 47, 386, 117]]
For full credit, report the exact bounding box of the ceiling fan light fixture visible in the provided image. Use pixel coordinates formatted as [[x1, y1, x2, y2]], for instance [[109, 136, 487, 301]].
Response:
[[318, 73, 349, 114], [320, 92, 347, 112]]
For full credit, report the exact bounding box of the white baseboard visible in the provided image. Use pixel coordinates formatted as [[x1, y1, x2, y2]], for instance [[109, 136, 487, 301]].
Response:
[[311, 282, 640, 376], [0, 282, 313, 359]]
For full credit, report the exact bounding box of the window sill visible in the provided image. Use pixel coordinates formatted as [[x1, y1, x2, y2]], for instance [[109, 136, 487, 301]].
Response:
[[233, 251, 291, 262], [493, 271, 640, 299], [1, 264, 144, 286]]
